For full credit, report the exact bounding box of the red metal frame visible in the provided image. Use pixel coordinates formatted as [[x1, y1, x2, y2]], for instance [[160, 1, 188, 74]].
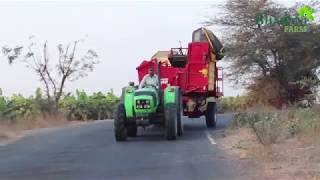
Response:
[[136, 42, 224, 98], [136, 41, 224, 118]]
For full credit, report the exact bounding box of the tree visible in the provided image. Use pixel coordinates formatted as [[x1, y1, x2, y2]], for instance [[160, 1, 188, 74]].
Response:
[[0, 88, 7, 118], [2, 38, 99, 110], [205, 0, 320, 106]]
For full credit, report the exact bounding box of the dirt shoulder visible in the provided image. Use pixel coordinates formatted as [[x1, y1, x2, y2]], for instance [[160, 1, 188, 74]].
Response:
[[217, 127, 320, 180], [0, 118, 91, 146]]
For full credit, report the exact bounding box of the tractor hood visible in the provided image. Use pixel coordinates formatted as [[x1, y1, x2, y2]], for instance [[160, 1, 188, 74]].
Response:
[[134, 87, 158, 105]]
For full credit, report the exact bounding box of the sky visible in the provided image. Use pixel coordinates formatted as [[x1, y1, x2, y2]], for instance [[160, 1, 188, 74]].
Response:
[[0, 0, 298, 97]]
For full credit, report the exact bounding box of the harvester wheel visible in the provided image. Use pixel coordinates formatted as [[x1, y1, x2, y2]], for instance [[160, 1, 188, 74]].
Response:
[[127, 124, 137, 137], [165, 103, 177, 140], [177, 90, 183, 136], [205, 102, 217, 128], [114, 104, 127, 141]]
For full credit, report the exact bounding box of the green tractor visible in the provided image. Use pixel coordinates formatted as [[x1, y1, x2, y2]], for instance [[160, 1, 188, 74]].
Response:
[[114, 66, 183, 141]]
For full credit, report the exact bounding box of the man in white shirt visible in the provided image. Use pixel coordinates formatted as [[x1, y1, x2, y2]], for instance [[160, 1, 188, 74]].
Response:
[[139, 67, 159, 89]]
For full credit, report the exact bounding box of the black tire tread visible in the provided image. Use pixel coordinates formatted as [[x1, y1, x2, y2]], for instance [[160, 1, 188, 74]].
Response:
[[114, 104, 127, 141], [127, 124, 137, 137], [205, 102, 217, 128], [165, 103, 177, 140]]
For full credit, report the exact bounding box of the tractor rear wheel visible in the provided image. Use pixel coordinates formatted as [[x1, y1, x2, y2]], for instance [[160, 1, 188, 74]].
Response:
[[177, 90, 183, 136], [127, 124, 137, 137], [165, 103, 177, 140], [205, 102, 217, 128], [114, 104, 127, 141]]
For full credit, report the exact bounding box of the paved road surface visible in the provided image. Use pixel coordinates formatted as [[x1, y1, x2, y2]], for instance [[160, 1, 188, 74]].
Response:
[[0, 114, 246, 180]]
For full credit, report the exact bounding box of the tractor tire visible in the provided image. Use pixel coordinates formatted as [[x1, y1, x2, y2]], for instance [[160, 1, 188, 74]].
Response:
[[127, 124, 137, 137], [177, 90, 184, 136], [165, 103, 177, 140], [205, 102, 217, 128], [114, 104, 127, 141]]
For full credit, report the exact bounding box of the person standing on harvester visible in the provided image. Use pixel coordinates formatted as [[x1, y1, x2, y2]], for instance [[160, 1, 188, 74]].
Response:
[[139, 67, 159, 89]]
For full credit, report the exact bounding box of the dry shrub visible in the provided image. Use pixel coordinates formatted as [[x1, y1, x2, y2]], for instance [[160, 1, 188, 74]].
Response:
[[291, 108, 320, 138], [312, 104, 320, 112], [232, 110, 281, 145], [251, 115, 281, 145]]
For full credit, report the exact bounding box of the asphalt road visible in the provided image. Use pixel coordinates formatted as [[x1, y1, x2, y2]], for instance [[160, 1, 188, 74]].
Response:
[[0, 114, 246, 180]]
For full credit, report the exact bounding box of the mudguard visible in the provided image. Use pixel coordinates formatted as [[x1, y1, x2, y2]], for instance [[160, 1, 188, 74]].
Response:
[[164, 86, 179, 106], [121, 87, 135, 118]]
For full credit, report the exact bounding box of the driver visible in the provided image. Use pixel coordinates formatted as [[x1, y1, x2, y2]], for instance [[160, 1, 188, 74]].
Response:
[[139, 66, 159, 89]]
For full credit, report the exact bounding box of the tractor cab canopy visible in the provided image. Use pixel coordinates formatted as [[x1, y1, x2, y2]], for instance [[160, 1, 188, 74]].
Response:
[[192, 28, 224, 60]]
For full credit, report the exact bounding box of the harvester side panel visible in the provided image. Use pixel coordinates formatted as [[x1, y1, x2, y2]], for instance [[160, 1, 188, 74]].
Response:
[[182, 42, 210, 94]]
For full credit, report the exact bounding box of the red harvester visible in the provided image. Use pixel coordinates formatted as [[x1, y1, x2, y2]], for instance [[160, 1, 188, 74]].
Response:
[[136, 27, 224, 127]]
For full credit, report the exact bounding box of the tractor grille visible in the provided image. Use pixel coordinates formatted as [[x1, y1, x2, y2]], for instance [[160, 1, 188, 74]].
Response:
[[134, 91, 156, 104], [136, 99, 151, 109]]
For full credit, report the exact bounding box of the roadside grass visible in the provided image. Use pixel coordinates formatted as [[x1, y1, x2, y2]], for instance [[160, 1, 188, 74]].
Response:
[[222, 106, 320, 179], [231, 106, 320, 146], [0, 114, 68, 141]]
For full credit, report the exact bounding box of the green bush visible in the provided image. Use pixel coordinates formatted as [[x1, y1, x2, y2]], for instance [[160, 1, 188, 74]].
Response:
[[61, 90, 119, 121], [0, 88, 119, 122]]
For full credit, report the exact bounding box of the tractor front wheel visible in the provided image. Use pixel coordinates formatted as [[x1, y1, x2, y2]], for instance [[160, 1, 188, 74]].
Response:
[[205, 102, 217, 128], [127, 124, 137, 137], [165, 103, 177, 140], [114, 104, 127, 141]]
